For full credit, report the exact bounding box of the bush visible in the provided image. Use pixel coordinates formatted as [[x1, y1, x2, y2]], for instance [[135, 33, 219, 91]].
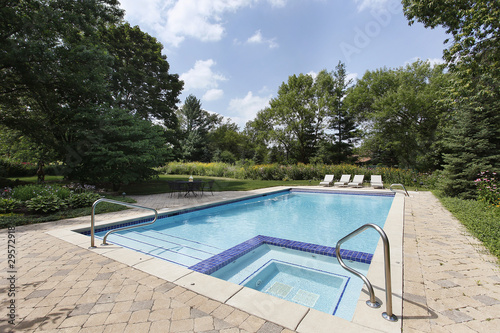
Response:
[[157, 162, 433, 187], [475, 171, 500, 207], [67, 192, 102, 208], [0, 198, 21, 213], [11, 184, 70, 201], [0, 158, 37, 177], [26, 194, 67, 213]]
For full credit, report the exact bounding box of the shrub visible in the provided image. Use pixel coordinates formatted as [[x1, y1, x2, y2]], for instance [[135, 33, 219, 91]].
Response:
[[0, 198, 21, 213], [26, 194, 67, 213], [67, 192, 102, 208], [0, 158, 37, 177], [11, 184, 70, 201], [475, 171, 500, 207]]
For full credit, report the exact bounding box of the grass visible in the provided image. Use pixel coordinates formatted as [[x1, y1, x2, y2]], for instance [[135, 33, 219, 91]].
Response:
[[120, 174, 314, 195], [434, 191, 500, 260]]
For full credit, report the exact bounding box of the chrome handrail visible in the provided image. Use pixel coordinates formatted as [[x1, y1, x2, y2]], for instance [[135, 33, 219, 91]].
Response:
[[390, 183, 409, 196], [336, 223, 398, 322], [90, 198, 158, 248]]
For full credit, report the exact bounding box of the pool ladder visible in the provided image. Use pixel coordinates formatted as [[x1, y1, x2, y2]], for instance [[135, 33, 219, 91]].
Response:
[[90, 198, 158, 248], [390, 183, 409, 196], [336, 223, 398, 322]]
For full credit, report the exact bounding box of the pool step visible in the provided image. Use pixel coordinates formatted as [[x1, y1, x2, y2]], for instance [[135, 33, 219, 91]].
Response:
[[104, 231, 217, 267]]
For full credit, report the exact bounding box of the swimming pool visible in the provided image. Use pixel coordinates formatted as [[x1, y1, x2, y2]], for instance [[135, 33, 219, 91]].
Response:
[[87, 189, 395, 319], [92, 189, 394, 268]]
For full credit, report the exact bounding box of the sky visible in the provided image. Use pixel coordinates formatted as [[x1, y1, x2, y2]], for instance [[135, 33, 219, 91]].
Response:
[[118, 0, 450, 129]]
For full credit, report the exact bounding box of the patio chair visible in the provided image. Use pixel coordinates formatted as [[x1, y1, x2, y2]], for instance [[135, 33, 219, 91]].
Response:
[[348, 175, 365, 187], [168, 181, 184, 198], [319, 174, 334, 186], [203, 179, 215, 195], [370, 175, 384, 189], [334, 174, 351, 187]]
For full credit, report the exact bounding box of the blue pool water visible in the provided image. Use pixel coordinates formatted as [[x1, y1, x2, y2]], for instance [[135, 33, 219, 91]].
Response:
[[211, 244, 369, 320], [91, 189, 394, 318], [95, 190, 394, 267]]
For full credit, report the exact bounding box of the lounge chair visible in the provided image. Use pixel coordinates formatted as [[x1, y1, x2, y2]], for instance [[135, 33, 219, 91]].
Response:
[[348, 175, 365, 187], [334, 174, 351, 187], [370, 175, 384, 189], [319, 174, 334, 186]]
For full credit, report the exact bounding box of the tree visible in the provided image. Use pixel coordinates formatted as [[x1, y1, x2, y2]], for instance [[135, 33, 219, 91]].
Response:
[[178, 95, 221, 162], [0, 1, 182, 186], [0, 0, 123, 168], [261, 73, 319, 163], [403, 0, 500, 197], [67, 108, 171, 190], [345, 60, 450, 171], [314, 63, 359, 164], [100, 23, 183, 128]]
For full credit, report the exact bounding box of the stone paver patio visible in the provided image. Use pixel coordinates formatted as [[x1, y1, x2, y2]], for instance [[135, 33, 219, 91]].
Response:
[[1, 189, 499, 332]]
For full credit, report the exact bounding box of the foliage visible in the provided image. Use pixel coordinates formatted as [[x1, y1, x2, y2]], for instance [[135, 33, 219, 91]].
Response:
[[0, 195, 135, 228], [475, 171, 500, 207], [436, 191, 500, 259], [67, 192, 102, 209], [0, 158, 37, 177], [0, 1, 181, 186], [344, 60, 450, 171], [11, 184, 70, 202], [403, 1, 500, 198], [26, 194, 67, 214], [158, 162, 432, 186], [100, 22, 183, 128], [402, 0, 500, 71], [178, 95, 222, 162], [66, 108, 171, 189], [0, 198, 21, 214]]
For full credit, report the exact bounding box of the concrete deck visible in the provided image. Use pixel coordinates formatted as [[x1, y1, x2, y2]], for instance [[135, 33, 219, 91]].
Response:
[[1, 188, 499, 332]]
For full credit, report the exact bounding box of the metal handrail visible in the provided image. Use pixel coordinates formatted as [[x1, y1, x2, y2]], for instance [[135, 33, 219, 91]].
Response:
[[336, 223, 398, 322], [390, 183, 409, 196], [90, 198, 158, 248]]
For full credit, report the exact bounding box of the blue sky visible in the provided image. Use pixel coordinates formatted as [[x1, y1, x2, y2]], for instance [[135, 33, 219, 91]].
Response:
[[118, 0, 449, 129]]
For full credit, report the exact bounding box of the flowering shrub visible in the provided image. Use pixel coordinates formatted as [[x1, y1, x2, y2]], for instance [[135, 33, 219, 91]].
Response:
[[157, 162, 433, 186], [475, 171, 500, 207], [11, 184, 70, 201]]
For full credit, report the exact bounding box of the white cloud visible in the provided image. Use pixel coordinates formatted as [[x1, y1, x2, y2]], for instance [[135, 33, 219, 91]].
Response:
[[203, 89, 224, 101], [346, 72, 358, 84], [180, 59, 227, 91], [228, 91, 272, 127], [353, 0, 393, 11], [247, 30, 279, 48], [120, 0, 289, 47]]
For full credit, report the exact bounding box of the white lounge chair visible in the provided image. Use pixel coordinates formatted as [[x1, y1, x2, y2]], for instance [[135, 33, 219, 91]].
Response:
[[334, 174, 351, 187], [370, 175, 384, 188], [348, 175, 365, 187], [319, 174, 334, 186]]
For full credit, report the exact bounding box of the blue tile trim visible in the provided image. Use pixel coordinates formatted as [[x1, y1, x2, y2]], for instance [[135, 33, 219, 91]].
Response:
[[189, 235, 373, 275], [80, 190, 291, 236]]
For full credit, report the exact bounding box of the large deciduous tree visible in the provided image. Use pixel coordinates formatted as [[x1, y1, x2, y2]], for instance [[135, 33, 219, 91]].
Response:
[[345, 60, 450, 171], [0, 1, 182, 187], [100, 23, 183, 128]]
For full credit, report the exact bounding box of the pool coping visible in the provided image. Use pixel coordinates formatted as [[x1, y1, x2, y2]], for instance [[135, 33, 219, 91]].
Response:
[[47, 186, 404, 333]]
